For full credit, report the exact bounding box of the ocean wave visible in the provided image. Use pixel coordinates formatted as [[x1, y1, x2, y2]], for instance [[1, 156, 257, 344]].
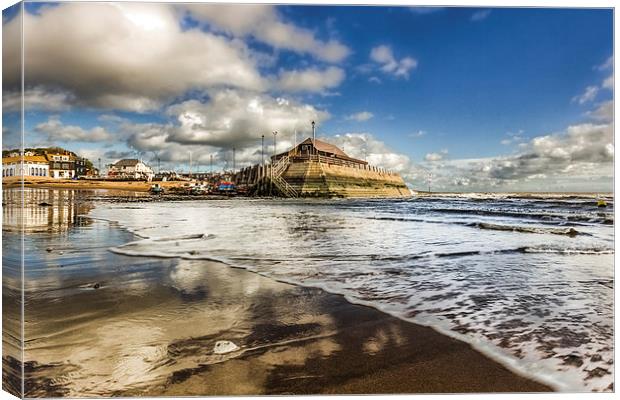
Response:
[[469, 222, 582, 236], [89, 198, 614, 392], [428, 207, 612, 224]]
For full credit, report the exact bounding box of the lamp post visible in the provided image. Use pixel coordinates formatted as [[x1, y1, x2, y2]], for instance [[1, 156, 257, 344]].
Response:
[[232, 147, 236, 173], [272, 131, 278, 162], [188, 151, 192, 179], [428, 172, 432, 194], [311, 121, 316, 153], [261, 134, 265, 165]]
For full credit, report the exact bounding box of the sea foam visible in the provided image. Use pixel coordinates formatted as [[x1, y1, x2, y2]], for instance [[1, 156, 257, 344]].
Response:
[[90, 196, 614, 392]]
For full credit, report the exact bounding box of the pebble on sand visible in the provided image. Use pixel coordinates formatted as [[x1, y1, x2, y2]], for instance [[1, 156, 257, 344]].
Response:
[[213, 340, 239, 354]]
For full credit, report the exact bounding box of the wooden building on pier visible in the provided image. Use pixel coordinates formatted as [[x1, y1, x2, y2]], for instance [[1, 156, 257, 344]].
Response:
[[272, 138, 368, 168], [236, 136, 410, 198]]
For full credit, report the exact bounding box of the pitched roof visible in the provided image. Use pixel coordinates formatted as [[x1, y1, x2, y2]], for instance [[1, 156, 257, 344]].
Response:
[[299, 138, 348, 157], [44, 153, 76, 162], [114, 159, 141, 167], [3, 155, 49, 164]]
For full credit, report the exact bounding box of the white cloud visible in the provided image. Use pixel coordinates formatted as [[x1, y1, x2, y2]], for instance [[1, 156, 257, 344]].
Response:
[[424, 149, 448, 162], [34, 116, 112, 143], [2, 125, 21, 151], [275, 66, 345, 93], [370, 45, 418, 79], [2, 3, 351, 112], [471, 9, 491, 22], [423, 121, 613, 192], [571, 71, 613, 107], [5, 3, 267, 112], [3, 87, 74, 113], [326, 133, 412, 174], [345, 111, 374, 122], [572, 85, 599, 104], [180, 4, 350, 63], [75, 148, 108, 166], [369, 76, 382, 84], [597, 56, 613, 71], [588, 100, 613, 122], [165, 90, 329, 148], [500, 130, 525, 146]]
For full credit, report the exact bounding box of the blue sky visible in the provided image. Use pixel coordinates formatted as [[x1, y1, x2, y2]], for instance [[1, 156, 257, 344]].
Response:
[[2, 3, 614, 191]]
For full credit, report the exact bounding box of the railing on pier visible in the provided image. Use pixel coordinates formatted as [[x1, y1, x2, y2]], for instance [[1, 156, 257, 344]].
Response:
[[285, 154, 397, 176], [233, 152, 399, 196], [270, 155, 298, 198]]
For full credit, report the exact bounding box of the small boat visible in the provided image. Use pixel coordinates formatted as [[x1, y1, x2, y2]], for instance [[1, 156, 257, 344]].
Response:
[[149, 184, 164, 194], [596, 198, 607, 208], [189, 184, 208, 195], [217, 181, 236, 195]]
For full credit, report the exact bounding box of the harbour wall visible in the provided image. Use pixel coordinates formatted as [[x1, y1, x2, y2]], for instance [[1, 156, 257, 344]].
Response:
[[234, 161, 411, 198]]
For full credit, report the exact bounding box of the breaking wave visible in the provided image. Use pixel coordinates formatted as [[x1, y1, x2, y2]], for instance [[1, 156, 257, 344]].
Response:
[[90, 195, 614, 392]]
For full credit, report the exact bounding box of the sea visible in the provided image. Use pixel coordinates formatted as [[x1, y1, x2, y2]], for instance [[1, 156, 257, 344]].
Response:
[[4, 188, 614, 393]]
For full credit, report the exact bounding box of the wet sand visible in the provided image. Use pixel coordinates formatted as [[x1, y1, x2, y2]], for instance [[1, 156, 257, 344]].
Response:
[[134, 263, 553, 395], [3, 188, 554, 396]]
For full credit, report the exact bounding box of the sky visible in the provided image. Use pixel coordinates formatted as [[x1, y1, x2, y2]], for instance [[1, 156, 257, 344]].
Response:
[[2, 2, 614, 192]]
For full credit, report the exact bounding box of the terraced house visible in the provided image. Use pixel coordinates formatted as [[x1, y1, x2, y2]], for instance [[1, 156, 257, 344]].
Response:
[[2, 152, 50, 178]]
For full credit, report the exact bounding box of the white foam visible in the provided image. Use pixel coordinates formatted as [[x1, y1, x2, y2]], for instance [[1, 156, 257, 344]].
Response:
[[88, 198, 614, 392]]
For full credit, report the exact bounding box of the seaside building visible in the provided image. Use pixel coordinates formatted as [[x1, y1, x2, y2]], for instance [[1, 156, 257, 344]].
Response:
[[235, 133, 410, 198], [1, 148, 99, 180], [108, 159, 154, 180], [75, 157, 98, 177], [2, 153, 50, 178], [272, 138, 369, 168], [44, 152, 76, 179]]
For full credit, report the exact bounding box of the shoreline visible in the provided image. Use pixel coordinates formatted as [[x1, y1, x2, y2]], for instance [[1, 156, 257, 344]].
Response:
[[91, 215, 554, 394], [7, 187, 578, 395], [2, 177, 187, 192], [119, 260, 553, 396], [2, 179, 613, 198]]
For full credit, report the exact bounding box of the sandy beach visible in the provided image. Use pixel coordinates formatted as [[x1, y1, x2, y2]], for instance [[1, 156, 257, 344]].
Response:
[[132, 262, 552, 396], [2, 176, 188, 192], [0, 187, 560, 396]]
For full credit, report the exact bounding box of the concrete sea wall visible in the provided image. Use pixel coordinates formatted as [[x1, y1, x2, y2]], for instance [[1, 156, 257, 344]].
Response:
[[235, 161, 411, 198]]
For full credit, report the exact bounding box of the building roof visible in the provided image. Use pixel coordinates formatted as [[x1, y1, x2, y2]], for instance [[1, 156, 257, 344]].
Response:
[[113, 159, 142, 167], [299, 138, 349, 158], [3, 155, 49, 164], [289, 137, 367, 165], [44, 153, 76, 162]]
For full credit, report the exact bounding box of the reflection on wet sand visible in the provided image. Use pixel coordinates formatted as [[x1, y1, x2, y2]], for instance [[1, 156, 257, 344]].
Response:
[[3, 188, 95, 233], [2, 190, 24, 397], [6, 189, 552, 396]]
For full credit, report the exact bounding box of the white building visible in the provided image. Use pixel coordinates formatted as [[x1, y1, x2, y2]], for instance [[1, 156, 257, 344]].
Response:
[[45, 153, 76, 179], [2, 154, 50, 178], [108, 159, 154, 180]]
